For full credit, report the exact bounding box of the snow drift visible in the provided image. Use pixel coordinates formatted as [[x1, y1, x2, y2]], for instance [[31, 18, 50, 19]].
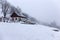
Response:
[[0, 23, 60, 40]]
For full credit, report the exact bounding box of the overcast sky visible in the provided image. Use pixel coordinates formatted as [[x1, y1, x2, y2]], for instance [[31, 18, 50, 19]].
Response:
[[7, 0, 60, 26]]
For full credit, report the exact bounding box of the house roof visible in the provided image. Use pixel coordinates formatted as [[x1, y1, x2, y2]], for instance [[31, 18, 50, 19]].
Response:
[[10, 12, 26, 18], [6, 6, 25, 18]]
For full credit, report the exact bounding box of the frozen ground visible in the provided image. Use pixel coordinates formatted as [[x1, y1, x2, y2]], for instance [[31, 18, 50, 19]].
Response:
[[0, 23, 60, 40]]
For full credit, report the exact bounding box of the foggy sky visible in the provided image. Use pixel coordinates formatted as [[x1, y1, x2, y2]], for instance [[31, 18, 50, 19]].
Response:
[[7, 0, 60, 26]]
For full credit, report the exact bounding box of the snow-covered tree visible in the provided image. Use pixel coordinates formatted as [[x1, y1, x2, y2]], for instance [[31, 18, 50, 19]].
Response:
[[0, 0, 10, 22], [21, 13, 39, 24]]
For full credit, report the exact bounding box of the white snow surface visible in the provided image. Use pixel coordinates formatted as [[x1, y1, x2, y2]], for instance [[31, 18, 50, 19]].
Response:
[[0, 23, 60, 40]]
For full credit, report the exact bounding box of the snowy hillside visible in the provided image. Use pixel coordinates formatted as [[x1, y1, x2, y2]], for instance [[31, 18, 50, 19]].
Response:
[[0, 23, 60, 40]]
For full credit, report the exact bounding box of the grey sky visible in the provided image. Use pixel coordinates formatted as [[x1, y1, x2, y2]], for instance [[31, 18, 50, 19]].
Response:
[[7, 0, 60, 26]]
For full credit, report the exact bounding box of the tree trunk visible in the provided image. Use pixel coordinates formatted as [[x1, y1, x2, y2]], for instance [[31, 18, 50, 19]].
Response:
[[3, 13, 6, 22]]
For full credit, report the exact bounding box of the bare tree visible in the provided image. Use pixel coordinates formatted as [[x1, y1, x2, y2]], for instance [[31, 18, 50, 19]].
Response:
[[48, 21, 60, 29], [49, 21, 57, 27], [2, 1, 9, 22], [0, 0, 10, 22]]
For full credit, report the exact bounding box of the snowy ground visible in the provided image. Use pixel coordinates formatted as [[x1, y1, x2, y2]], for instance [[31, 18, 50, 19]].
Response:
[[0, 23, 60, 40], [0, 0, 60, 40]]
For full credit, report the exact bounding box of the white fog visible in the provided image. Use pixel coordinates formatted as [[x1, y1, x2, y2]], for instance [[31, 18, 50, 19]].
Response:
[[7, 0, 60, 26]]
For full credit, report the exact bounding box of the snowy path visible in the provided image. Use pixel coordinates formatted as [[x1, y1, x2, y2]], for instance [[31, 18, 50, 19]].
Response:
[[0, 23, 60, 40]]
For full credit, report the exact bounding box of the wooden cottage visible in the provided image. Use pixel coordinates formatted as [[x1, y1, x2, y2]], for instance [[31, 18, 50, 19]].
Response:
[[9, 12, 26, 22], [0, 12, 26, 22]]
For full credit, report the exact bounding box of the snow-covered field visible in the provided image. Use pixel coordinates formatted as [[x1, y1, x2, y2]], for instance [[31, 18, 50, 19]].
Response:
[[0, 0, 60, 40], [0, 23, 60, 40]]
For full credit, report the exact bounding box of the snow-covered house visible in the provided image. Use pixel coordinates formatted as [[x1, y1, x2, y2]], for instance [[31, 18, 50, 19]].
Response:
[[6, 10, 26, 22], [0, 0, 26, 22], [0, 0, 39, 24]]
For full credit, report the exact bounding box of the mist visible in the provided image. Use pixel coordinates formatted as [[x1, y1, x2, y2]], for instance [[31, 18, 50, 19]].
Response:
[[7, 0, 60, 26]]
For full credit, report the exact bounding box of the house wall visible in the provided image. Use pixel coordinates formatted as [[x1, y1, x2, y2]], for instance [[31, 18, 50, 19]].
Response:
[[0, 17, 21, 22]]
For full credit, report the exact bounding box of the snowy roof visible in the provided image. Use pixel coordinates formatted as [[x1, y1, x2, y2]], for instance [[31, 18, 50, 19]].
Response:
[[6, 5, 24, 17]]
